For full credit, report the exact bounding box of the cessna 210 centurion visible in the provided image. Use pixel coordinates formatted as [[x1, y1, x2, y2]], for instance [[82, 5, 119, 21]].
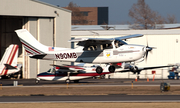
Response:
[[15, 29, 153, 74]]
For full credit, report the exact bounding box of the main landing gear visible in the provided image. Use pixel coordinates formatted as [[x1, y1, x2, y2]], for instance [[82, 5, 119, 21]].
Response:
[[65, 72, 71, 83], [108, 65, 115, 73], [96, 66, 103, 74], [65, 72, 79, 83], [95, 65, 116, 74]]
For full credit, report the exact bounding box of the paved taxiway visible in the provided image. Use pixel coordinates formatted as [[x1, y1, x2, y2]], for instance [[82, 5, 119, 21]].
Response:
[[1, 95, 180, 103], [1, 78, 180, 103], [1, 78, 180, 86]]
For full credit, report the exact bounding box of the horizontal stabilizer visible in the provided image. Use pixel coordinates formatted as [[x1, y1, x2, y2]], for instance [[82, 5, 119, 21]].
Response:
[[30, 54, 47, 59], [4, 64, 17, 70]]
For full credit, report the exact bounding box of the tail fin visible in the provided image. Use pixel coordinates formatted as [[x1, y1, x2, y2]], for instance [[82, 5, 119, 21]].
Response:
[[0, 44, 18, 75], [15, 29, 48, 55]]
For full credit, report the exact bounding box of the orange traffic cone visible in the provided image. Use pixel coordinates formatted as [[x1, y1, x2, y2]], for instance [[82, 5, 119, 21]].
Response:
[[135, 77, 138, 82], [152, 74, 155, 81], [147, 77, 149, 82]]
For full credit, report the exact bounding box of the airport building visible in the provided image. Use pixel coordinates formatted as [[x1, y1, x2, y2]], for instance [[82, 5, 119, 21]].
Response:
[[0, 0, 71, 78], [71, 28, 180, 79], [63, 7, 108, 25]]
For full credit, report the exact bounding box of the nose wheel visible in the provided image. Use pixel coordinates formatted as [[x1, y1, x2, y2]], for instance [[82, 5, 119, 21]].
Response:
[[66, 72, 71, 83], [35, 78, 40, 84], [66, 79, 70, 83]]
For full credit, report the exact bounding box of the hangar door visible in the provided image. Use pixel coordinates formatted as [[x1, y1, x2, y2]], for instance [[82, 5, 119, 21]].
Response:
[[0, 16, 22, 60]]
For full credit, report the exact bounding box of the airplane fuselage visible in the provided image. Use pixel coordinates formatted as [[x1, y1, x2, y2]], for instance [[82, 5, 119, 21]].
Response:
[[36, 44, 146, 64]]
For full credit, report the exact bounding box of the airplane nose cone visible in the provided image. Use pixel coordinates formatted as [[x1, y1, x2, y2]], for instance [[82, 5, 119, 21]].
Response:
[[143, 46, 154, 62], [146, 46, 152, 52]]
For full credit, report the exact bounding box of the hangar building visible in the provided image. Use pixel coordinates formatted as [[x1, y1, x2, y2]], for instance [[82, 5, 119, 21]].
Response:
[[0, 0, 71, 78], [71, 29, 180, 79]]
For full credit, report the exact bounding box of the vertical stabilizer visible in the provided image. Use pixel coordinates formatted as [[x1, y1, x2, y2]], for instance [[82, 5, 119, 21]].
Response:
[[15, 29, 47, 55], [0, 44, 18, 75]]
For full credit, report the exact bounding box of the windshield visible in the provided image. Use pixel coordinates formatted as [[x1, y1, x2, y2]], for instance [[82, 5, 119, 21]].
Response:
[[47, 68, 56, 73], [114, 39, 127, 48]]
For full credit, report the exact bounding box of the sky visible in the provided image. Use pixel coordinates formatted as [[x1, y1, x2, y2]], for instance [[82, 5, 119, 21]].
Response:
[[40, 0, 180, 24]]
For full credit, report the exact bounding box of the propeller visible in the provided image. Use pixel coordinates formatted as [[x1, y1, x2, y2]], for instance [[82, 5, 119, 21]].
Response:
[[145, 46, 153, 61], [145, 36, 154, 61]]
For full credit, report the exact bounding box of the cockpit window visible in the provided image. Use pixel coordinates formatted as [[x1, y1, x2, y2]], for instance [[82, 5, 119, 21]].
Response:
[[83, 45, 97, 51], [83, 44, 113, 50], [114, 40, 127, 48], [47, 68, 56, 73], [102, 43, 113, 49], [47, 69, 51, 72]]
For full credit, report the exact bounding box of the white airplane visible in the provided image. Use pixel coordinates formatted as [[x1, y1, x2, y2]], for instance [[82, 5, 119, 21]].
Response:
[[0, 44, 22, 79], [15, 29, 153, 74], [36, 64, 111, 83]]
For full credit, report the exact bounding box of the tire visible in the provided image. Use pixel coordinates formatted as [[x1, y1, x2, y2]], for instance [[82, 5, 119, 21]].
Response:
[[66, 79, 70, 83], [35, 80, 39, 84], [96, 66, 103, 74], [108, 66, 115, 73]]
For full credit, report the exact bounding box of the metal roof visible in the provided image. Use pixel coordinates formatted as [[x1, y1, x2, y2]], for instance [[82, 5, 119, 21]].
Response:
[[31, 0, 71, 13], [71, 29, 180, 36], [72, 24, 180, 31]]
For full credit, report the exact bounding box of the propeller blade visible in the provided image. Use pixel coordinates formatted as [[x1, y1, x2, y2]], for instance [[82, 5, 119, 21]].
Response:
[[145, 36, 154, 62], [145, 46, 153, 61]]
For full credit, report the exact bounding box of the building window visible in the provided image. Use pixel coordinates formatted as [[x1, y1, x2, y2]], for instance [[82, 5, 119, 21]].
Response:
[[80, 12, 89, 16]]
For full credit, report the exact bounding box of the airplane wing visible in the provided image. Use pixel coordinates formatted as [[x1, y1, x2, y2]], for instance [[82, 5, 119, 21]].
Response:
[[118, 65, 173, 72], [69, 37, 114, 46], [69, 37, 114, 42], [69, 34, 143, 46], [51, 64, 85, 72], [115, 34, 143, 40]]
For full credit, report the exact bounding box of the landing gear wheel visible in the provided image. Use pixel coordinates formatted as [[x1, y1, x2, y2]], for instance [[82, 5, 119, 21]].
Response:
[[35, 80, 39, 84], [96, 66, 103, 74], [108, 66, 115, 73], [66, 79, 70, 83]]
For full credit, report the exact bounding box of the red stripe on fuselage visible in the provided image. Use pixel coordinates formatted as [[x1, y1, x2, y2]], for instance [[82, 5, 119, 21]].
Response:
[[21, 42, 41, 54]]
